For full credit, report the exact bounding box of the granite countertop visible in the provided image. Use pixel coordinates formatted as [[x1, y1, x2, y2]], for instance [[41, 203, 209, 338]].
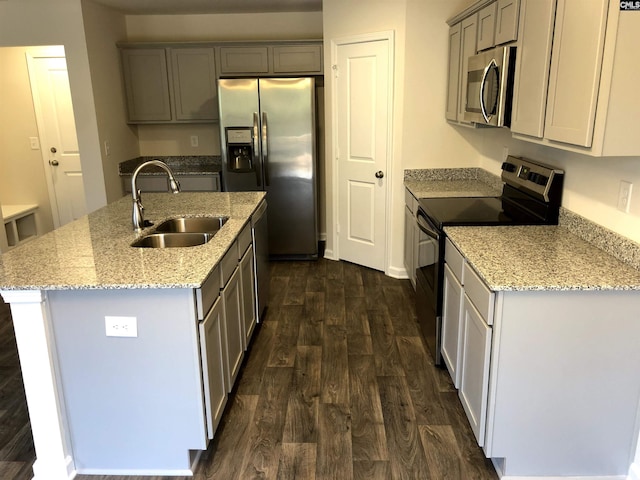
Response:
[[119, 156, 222, 176], [445, 225, 640, 292], [404, 168, 502, 199], [0, 192, 265, 291]]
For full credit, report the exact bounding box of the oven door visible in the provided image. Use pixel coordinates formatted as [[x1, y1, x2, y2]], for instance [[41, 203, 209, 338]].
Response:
[[415, 208, 442, 365]]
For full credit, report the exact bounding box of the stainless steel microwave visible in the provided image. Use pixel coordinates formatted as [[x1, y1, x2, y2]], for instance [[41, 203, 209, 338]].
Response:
[[464, 46, 516, 127]]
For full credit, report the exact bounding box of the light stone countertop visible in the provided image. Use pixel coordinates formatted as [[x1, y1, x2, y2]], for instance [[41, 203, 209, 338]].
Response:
[[445, 225, 640, 291], [0, 192, 265, 291], [405, 179, 501, 199]]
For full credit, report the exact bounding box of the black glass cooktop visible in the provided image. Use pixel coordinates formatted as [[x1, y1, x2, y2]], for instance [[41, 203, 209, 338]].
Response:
[[418, 196, 545, 230]]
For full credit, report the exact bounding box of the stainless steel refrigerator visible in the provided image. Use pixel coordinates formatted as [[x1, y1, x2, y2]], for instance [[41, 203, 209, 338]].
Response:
[[218, 77, 318, 259]]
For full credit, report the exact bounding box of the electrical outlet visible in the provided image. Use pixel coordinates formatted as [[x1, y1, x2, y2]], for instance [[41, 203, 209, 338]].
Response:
[[29, 137, 40, 150], [104, 140, 111, 156], [502, 146, 509, 161], [190, 135, 199, 147], [617, 180, 633, 213], [105, 316, 138, 337]]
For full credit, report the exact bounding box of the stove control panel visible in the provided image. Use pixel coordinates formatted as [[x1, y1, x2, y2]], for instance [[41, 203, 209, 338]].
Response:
[[501, 156, 564, 203]]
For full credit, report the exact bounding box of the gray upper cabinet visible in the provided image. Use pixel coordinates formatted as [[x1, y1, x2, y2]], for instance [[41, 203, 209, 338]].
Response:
[[219, 46, 270, 74], [273, 45, 322, 74], [218, 42, 323, 76], [120, 46, 218, 124], [494, 0, 520, 45], [170, 47, 218, 121], [121, 48, 172, 122], [477, 3, 497, 51]]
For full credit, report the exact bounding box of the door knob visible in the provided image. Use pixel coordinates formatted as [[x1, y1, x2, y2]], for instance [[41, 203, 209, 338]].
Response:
[[49, 159, 59, 166], [375, 171, 384, 179], [50, 147, 57, 153]]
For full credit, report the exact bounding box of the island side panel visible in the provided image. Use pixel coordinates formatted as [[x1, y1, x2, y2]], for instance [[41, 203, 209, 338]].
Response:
[[486, 289, 640, 476], [48, 288, 207, 475]]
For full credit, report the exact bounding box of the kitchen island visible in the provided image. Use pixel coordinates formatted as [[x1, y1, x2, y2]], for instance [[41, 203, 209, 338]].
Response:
[[0, 191, 265, 479], [443, 224, 640, 478]]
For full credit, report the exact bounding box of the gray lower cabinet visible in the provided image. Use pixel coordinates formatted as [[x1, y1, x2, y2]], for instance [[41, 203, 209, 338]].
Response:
[[122, 173, 221, 193], [442, 252, 640, 477], [47, 234, 260, 474], [199, 296, 227, 440]]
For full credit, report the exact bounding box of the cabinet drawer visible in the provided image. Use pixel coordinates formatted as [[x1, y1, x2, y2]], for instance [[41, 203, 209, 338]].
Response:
[[196, 265, 221, 320], [445, 239, 465, 284], [220, 241, 238, 287], [237, 222, 252, 257], [463, 263, 494, 325]]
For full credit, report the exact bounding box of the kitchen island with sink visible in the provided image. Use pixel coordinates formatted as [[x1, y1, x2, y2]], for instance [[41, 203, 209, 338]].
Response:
[[0, 191, 266, 479]]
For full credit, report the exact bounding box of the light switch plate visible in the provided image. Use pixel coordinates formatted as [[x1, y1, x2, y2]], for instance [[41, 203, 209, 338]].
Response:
[[105, 316, 138, 337]]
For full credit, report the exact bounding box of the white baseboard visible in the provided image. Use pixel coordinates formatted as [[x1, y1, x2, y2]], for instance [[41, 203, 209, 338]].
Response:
[[386, 264, 408, 279], [323, 248, 337, 261], [629, 461, 640, 480], [499, 476, 625, 480]]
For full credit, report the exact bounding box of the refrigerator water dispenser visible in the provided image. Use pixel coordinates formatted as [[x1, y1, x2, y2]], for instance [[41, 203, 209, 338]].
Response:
[[225, 127, 254, 172]]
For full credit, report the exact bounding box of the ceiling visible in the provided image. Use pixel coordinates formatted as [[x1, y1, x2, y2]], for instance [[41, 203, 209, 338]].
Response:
[[89, 0, 322, 15]]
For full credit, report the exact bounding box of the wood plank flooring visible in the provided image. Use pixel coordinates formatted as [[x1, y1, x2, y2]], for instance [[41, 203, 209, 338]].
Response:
[[1, 260, 497, 479]]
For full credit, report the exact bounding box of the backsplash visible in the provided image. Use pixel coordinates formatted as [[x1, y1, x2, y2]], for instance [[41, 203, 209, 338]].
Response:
[[559, 209, 640, 270]]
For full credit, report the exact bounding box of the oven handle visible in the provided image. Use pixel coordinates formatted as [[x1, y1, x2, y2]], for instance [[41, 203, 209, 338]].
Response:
[[416, 210, 439, 240]]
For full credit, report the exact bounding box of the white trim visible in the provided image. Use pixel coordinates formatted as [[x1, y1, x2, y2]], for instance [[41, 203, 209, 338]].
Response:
[[77, 467, 194, 476], [629, 461, 640, 480], [498, 476, 625, 480], [330, 30, 395, 273], [1, 289, 77, 480], [386, 265, 408, 280], [323, 248, 337, 261]]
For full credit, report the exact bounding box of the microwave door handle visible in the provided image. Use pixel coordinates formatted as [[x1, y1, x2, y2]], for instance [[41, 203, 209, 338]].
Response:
[[416, 211, 439, 240], [480, 59, 496, 123], [253, 112, 261, 187]]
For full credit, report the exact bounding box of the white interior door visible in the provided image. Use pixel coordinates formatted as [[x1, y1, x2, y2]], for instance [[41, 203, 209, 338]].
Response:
[[28, 55, 86, 228], [334, 36, 391, 271]]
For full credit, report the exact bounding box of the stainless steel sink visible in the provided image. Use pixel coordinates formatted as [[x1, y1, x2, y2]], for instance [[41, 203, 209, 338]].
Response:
[[153, 216, 228, 234], [131, 232, 215, 248]]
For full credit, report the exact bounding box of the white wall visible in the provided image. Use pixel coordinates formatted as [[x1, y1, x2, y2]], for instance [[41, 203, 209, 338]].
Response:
[[124, 12, 323, 42], [0, 0, 107, 214], [81, 0, 139, 203]]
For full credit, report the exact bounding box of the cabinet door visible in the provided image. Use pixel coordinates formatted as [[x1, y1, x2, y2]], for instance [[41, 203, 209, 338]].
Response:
[[459, 294, 492, 447], [273, 45, 322, 74], [222, 267, 244, 391], [544, 0, 609, 147], [446, 24, 462, 121], [404, 205, 415, 288], [457, 14, 478, 124], [121, 48, 172, 122], [494, 0, 520, 45], [510, 0, 557, 138], [442, 265, 464, 388], [170, 47, 218, 121], [178, 174, 221, 192], [240, 244, 257, 348], [477, 3, 497, 51], [219, 46, 269, 74], [199, 296, 227, 439]]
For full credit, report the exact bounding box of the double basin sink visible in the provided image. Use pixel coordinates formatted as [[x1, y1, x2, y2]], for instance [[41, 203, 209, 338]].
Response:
[[132, 216, 228, 248]]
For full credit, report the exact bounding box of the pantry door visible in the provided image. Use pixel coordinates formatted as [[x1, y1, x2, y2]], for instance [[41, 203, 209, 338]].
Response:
[[333, 32, 393, 272], [27, 53, 86, 228]]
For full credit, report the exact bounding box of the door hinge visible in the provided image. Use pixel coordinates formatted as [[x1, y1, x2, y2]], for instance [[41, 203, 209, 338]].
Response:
[[336, 223, 340, 235], [332, 64, 339, 78]]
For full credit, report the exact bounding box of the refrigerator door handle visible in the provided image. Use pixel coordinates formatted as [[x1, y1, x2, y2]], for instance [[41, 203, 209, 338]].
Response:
[[262, 112, 270, 187], [253, 112, 261, 187]]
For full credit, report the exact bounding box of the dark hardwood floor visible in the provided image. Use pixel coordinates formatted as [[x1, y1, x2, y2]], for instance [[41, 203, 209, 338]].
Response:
[[1, 260, 497, 479], [0, 299, 35, 479]]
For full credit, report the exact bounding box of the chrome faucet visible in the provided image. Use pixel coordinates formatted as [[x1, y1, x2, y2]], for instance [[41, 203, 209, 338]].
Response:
[[131, 160, 181, 231]]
